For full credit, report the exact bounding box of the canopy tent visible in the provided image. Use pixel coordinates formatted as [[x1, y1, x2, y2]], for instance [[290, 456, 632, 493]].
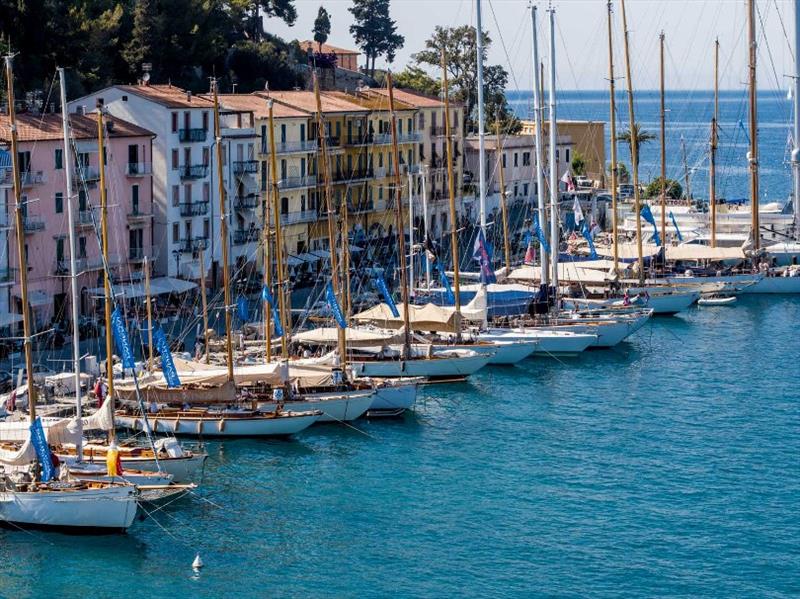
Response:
[[509, 264, 615, 284], [86, 277, 198, 300], [665, 245, 746, 262], [292, 327, 403, 348], [294, 252, 322, 263], [590, 243, 661, 260]]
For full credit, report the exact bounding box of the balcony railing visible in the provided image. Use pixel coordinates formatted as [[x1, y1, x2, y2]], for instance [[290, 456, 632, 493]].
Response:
[[330, 168, 374, 183], [232, 228, 260, 245], [179, 164, 208, 180], [58, 253, 122, 273], [349, 201, 375, 214], [23, 216, 45, 233], [127, 209, 151, 221], [261, 139, 319, 154], [430, 126, 447, 136], [178, 201, 209, 217], [178, 237, 209, 253], [280, 210, 317, 226], [278, 175, 317, 190], [126, 162, 152, 176], [179, 128, 208, 142], [235, 194, 259, 211], [233, 160, 258, 175], [128, 246, 158, 262], [77, 210, 95, 227], [20, 171, 47, 187], [74, 166, 100, 182]]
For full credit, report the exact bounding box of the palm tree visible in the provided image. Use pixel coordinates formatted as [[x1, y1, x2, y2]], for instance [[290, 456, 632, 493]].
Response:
[[618, 123, 656, 171]]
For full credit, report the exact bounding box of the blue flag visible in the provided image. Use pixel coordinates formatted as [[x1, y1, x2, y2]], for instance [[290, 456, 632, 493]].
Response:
[[111, 307, 135, 370], [30, 417, 55, 482], [236, 295, 249, 322], [669, 211, 683, 242], [580, 221, 598, 260], [533, 213, 551, 254], [375, 275, 399, 317], [326, 281, 347, 328], [472, 229, 497, 284], [439, 267, 455, 304], [640, 204, 661, 246], [261, 285, 284, 337], [153, 325, 181, 388]]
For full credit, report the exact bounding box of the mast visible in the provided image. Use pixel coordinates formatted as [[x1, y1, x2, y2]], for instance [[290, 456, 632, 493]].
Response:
[[387, 72, 412, 357], [144, 256, 154, 372], [495, 119, 511, 272], [710, 38, 719, 248], [620, 0, 645, 284], [212, 80, 234, 381], [442, 49, 462, 340], [547, 6, 559, 292], [748, 0, 760, 251], [267, 100, 289, 358], [794, 0, 800, 240], [421, 166, 431, 288], [407, 170, 415, 297], [58, 67, 83, 459], [312, 74, 347, 365], [198, 245, 209, 363], [659, 31, 667, 247], [476, 0, 488, 233], [5, 55, 37, 427], [341, 182, 352, 317], [607, 0, 620, 274], [96, 101, 115, 442], [531, 5, 548, 286], [681, 135, 691, 204], [262, 191, 272, 364]]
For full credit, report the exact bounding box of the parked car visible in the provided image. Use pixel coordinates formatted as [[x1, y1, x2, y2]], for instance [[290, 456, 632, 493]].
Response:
[[617, 184, 635, 199]]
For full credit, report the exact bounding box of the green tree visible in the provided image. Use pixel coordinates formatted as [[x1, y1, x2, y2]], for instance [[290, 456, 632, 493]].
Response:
[[607, 162, 630, 184], [618, 123, 656, 170], [571, 152, 586, 176], [122, 0, 164, 80], [391, 66, 439, 96], [313, 6, 331, 51], [349, 0, 404, 76], [644, 177, 682, 199], [226, 37, 304, 93]]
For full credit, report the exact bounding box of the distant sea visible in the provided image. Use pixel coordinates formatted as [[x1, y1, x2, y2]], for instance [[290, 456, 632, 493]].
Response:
[[508, 89, 795, 203]]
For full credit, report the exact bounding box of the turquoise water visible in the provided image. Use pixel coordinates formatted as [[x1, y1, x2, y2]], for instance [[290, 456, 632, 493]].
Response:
[[2, 296, 798, 597]]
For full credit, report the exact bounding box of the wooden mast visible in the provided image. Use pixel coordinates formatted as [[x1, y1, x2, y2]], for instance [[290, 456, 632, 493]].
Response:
[[96, 101, 115, 441], [144, 256, 154, 372], [659, 31, 667, 247], [495, 119, 511, 273], [681, 136, 691, 205], [620, 0, 645, 284], [5, 55, 36, 425], [710, 38, 719, 248], [748, 0, 760, 252], [267, 100, 289, 358], [387, 72, 412, 358], [198, 244, 210, 363], [607, 0, 619, 274], [442, 48, 462, 339], [312, 74, 347, 366], [262, 188, 272, 364], [212, 79, 234, 381]]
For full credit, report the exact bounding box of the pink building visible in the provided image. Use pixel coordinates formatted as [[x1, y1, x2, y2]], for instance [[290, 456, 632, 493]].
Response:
[[0, 112, 155, 331]]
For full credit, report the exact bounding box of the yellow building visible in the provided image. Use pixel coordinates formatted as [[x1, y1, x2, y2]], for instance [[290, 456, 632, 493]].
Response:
[[521, 119, 606, 182]]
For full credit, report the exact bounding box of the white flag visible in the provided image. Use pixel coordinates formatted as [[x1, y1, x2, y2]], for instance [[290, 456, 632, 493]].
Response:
[[573, 196, 584, 224]]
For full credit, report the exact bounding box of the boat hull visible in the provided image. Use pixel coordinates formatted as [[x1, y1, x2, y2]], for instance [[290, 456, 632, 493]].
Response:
[[350, 352, 491, 379], [0, 485, 138, 532], [258, 392, 374, 423], [740, 275, 800, 294], [116, 412, 320, 437], [367, 382, 418, 416], [550, 312, 651, 348], [480, 329, 596, 356], [429, 341, 538, 365]]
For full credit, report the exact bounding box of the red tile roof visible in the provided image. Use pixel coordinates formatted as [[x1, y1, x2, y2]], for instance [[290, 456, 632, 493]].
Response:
[[0, 112, 154, 143], [115, 84, 214, 109], [299, 41, 360, 56]]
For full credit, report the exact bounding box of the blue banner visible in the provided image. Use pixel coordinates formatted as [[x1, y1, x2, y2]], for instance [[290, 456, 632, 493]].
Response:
[[669, 211, 683, 242], [153, 325, 181, 388], [533, 213, 551, 254], [472, 229, 497, 284], [261, 285, 283, 337], [236, 296, 249, 322], [30, 417, 55, 482], [111, 307, 135, 370], [375, 275, 399, 317], [439, 267, 455, 304], [326, 281, 347, 329], [580, 221, 598, 260], [640, 204, 661, 246]]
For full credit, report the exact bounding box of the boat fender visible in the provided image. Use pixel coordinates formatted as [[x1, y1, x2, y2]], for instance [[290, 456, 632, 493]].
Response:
[[218, 419, 225, 432], [196, 420, 202, 435], [192, 554, 204, 570]]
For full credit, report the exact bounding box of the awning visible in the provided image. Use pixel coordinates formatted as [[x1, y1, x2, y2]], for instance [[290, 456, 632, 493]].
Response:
[[286, 255, 305, 267], [294, 252, 322, 263], [666, 245, 745, 262], [155, 277, 197, 294], [311, 249, 331, 260], [292, 327, 403, 347], [86, 277, 197, 300]]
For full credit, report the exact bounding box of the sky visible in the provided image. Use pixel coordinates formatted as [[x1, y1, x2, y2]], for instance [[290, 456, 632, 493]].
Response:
[[264, 0, 798, 92]]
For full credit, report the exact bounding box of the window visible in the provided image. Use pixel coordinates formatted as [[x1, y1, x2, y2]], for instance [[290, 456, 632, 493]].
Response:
[[203, 219, 210, 238], [172, 223, 179, 243], [171, 113, 178, 133], [131, 184, 140, 214], [407, 118, 412, 132], [56, 238, 65, 264], [514, 153, 519, 167], [78, 236, 87, 258], [565, 149, 570, 164], [300, 123, 306, 141], [523, 183, 529, 196], [522, 152, 531, 166], [183, 111, 190, 131], [55, 192, 63, 214], [78, 189, 87, 211], [54, 148, 63, 170], [184, 184, 192, 203], [172, 185, 179, 207], [183, 148, 191, 166], [514, 184, 518, 197], [502, 153, 506, 168], [171, 149, 178, 169], [378, 153, 384, 168], [260, 125, 267, 151], [281, 197, 289, 214], [378, 186, 384, 200], [202, 147, 209, 166], [555, 150, 560, 162], [203, 182, 210, 202], [202, 112, 209, 131]]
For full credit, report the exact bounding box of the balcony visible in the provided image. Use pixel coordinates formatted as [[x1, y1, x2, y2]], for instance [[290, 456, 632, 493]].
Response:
[[280, 210, 317, 226], [179, 164, 208, 180], [179, 201, 209, 217], [232, 228, 260, 245], [178, 237, 209, 253], [430, 126, 447, 137], [233, 160, 258, 175], [20, 171, 47, 187], [58, 253, 122, 273], [128, 246, 159, 262], [261, 139, 318, 154], [126, 162, 152, 176], [179, 128, 208, 143], [0, 268, 15, 284], [330, 168, 374, 184], [74, 165, 100, 182], [127, 209, 151, 222], [235, 194, 259, 211], [349, 201, 375, 214], [23, 216, 45, 233], [77, 210, 96, 228], [278, 175, 317, 190]]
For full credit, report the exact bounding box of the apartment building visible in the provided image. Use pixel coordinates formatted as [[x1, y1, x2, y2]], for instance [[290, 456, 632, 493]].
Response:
[[0, 112, 154, 329], [520, 120, 606, 181]]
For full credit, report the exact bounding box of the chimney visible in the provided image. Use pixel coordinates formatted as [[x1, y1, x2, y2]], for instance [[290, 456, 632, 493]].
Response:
[[106, 118, 115, 133], [186, 91, 192, 102], [76, 105, 86, 116]]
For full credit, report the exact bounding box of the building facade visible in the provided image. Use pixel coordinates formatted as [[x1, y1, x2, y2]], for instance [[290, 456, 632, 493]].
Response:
[[520, 120, 606, 182]]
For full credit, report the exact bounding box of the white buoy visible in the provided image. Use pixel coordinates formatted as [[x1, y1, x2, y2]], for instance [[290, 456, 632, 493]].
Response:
[[192, 554, 204, 570]]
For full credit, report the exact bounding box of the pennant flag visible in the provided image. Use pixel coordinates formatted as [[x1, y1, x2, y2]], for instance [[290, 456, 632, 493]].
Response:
[[472, 229, 497, 284], [153, 325, 181, 388], [261, 285, 284, 337], [524, 240, 536, 265], [580, 221, 598, 259], [111, 307, 136, 370], [640, 204, 661, 246], [30, 417, 55, 482], [533, 213, 551, 254], [236, 296, 249, 322], [326, 281, 347, 328], [439, 267, 455, 304], [375, 275, 399, 317], [424, 232, 437, 262], [669, 211, 683, 242], [561, 170, 575, 192], [573, 196, 584, 225]]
